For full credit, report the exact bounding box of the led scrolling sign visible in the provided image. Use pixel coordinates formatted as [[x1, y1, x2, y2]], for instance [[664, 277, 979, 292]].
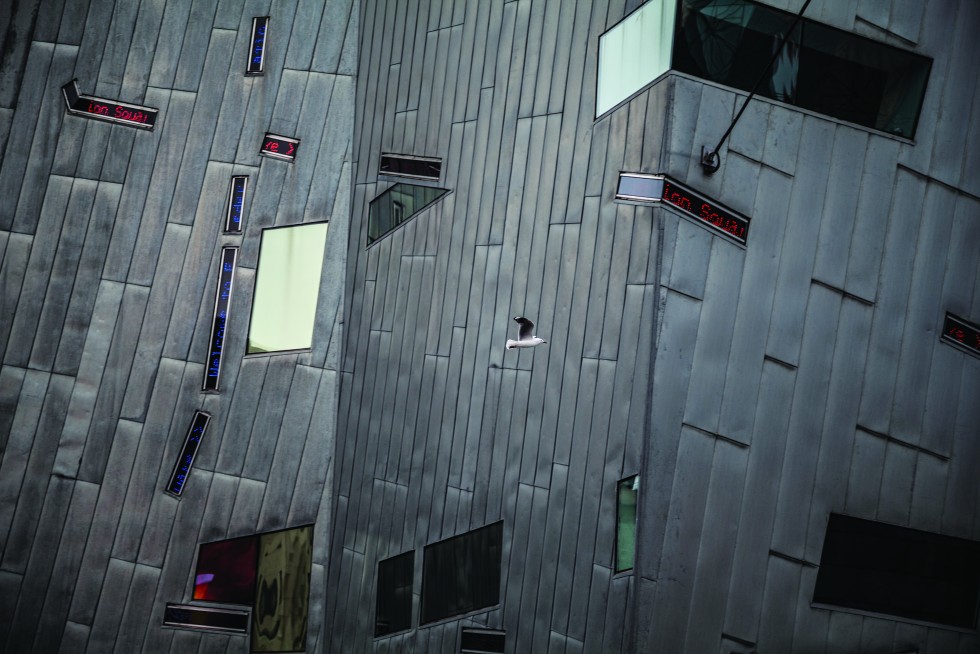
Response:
[[203, 247, 238, 391], [616, 173, 750, 244], [942, 313, 980, 358], [247, 17, 269, 75], [61, 79, 157, 130], [260, 133, 299, 162], [165, 411, 211, 496], [225, 176, 248, 233]]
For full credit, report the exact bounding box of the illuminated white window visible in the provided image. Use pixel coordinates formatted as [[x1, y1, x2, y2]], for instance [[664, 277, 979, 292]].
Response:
[[247, 222, 328, 354], [596, 0, 676, 117]]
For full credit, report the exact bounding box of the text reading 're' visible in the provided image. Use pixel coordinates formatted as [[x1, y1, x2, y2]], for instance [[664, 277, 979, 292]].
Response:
[[942, 313, 980, 358], [203, 247, 238, 391], [62, 79, 157, 130], [247, 16, 269, 75], [260, 133, 299, 162], [225, 176, 248, 233], [616, 173, 749, 244], [165, 411, 211, 497]]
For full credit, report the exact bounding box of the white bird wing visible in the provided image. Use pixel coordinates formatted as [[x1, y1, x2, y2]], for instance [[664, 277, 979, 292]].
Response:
[[514, 316, 534, 341]]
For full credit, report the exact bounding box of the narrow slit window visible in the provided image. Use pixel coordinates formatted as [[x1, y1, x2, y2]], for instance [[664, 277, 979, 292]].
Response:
[[379, 153, 442, 181], [375, 551, 414, 637], [247, 222, 328, 355], [616, 476, 639, 572], [367, 183, 449, 246]]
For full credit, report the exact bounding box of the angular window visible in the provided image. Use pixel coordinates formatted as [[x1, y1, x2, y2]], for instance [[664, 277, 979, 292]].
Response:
[[193, 525, 314, 652], [247, 222, 328, 354], [615, 476, 639, 572], [672, 0, 931, 137], [375, 551, 414, 637], [420, 522, 503, 624], [813, 514, 980, 629], [597, 1, 931, 137], [368, 183, 449, 246], [597, 0, 676, 116]]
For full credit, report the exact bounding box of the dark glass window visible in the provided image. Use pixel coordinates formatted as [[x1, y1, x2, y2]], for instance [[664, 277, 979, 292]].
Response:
[[367, 183, 449, 246], [672, 0, 931, 137], [163, 603, 250, 634], [460, 627, 506, 653], [376, 551, 414, 637], [616, 476, 639, 572], [192, 526, 314, 652], [380, 153, 442, 181], [420, 522, 503, 624], [813, 514, 980, 628]]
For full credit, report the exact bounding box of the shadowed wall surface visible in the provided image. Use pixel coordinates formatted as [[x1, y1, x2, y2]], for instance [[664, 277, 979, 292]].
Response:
[[0, 0, 355, 651], [326, 0, 980, 652]]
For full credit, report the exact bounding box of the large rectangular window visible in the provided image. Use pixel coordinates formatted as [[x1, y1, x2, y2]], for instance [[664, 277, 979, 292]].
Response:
[[192, 526, 314, 652], [671, 0, 931, 137], [420, 522, 503, 625], [375, 551, 414, 637], [596, 0, 676, 116], [813, 514, 980, 629], [597, 1, 931, 137], [247, 222, 328, 354]]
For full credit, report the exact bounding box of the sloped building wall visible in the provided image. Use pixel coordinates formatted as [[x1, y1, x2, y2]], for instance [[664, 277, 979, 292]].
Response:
[[0, 0, 355, 652], [330, 0, 980, 653]]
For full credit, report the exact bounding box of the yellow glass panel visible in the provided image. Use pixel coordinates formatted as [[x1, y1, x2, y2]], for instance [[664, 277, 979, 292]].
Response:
[[247, 222, 328, 354]]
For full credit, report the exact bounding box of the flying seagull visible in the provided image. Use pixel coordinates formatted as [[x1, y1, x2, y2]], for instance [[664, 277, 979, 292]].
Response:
[[506, 316, 547, 350]]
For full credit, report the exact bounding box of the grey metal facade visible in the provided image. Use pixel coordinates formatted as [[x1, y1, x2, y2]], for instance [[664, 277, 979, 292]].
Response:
[[327, 0, 980, 653], [0, 0, 355, 651], [0, 0, 979, 653]]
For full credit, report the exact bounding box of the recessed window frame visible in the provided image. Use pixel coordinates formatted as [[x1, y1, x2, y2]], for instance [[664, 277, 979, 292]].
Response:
[[420, 521, 503, 626], [379, 153, 443, 182], [812, 513, 980, 631], [245, 221, 329, 357], [367, 182, 450, 247], [375, 550, 415, 638], [615, 475, 639, 573]]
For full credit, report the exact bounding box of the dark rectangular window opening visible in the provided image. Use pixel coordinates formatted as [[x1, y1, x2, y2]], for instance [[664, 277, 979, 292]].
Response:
[[367, 183, 449, 246], [380, 153, 442, 181], [375, 551, 414, 637], [615, 475, 639, 573], [460, 627, 505, 653], [671, 0, 931, 138], [420, 521, 503, 625], [163, 603, 250, 635], [813, 514, 980, 629]]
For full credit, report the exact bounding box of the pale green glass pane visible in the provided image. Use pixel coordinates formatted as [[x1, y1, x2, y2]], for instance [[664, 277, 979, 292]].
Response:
[[615, 476, 639, 572], [597, 0, 676, 116], [247, 222, 328, 354]]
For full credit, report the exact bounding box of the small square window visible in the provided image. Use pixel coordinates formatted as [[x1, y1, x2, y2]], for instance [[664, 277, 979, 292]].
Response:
[[375, 551, 414, 637], [247, 222, 328, 355]]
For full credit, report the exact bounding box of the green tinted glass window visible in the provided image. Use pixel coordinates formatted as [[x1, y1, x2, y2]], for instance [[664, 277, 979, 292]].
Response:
[[368, 183, 449, 246], [616, 476, 639, 573], [247, 222, 328, 354], [597, 0, 677, 116]]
